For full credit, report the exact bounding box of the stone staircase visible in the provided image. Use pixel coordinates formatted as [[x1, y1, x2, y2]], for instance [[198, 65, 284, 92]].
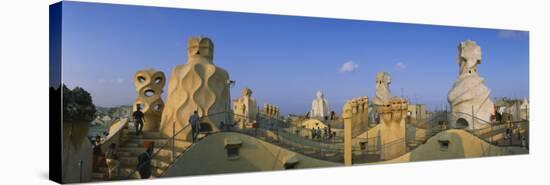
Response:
[[91, 129, 195, 181]]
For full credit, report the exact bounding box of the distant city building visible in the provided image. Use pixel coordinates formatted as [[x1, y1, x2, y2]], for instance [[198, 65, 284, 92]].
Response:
[[494, 97, 529, 121], [407, 104, 427, 121]]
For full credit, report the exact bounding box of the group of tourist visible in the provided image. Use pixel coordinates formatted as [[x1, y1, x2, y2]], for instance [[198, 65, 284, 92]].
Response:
[[104, 143, 119, 179], [521, 135, 528, 149], [219, 119, 240, 131], [501, 127, 528, 149], [90, 135, 103, 147], [504, 128, 514, 145], [89, 105, 209, 180], [89, 105, 154, 180], [310, 126, 335, 141], [91, 141, 153, 180], [92, 143, 120, 179]]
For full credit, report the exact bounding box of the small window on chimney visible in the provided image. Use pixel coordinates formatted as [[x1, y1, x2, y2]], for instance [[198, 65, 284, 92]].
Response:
[[438, 133, 450, 152], [224, 137, 243, 160], [439, 140, 449, 151], [284, 162, 298, 169], [284, 155, 299, 169], [227, 147, 240, 160]]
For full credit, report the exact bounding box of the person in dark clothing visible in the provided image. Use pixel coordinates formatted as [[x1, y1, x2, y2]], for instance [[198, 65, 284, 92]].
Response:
[[188, 111, 200, 143], [94, 135, 102, 146], [133, 105, 145, 136], [495, 111, 502, 122], [219, 121, 225, 131], [92, 145, 105, 172], [506, 128, 513, 145], [328, 125, 333, 139], [137, 143, 154, 179]]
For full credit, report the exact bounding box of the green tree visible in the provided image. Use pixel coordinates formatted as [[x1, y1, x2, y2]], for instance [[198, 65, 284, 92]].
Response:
[[63, 85, 96, 123]]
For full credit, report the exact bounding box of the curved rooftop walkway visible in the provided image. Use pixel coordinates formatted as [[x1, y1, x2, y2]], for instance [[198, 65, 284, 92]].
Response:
[[97, 111, 528, 180]]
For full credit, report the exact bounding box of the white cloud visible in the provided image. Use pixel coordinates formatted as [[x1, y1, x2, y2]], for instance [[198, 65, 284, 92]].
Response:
[[339, 61, 359, 73], [100, 78, 127, 84], [395, 62, 406, 70], [498, 30, 528, 40], [115, 78, 126, 84]]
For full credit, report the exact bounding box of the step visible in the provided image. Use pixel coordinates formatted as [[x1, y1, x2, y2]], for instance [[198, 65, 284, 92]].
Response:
[[153, 167, 166, 177], [117, 151, 133, 157], [110, 135, 200, 179], [118, 156, 140, 166], [92, 170, 130, 180], [173, 141, 193, 150], [116, 147, 186, 163], [122, 131, 164, 140], [118, 140, 189, 155], [123, 129, 161, 136], [153, 150, 184, 163], [116, 167, 141, 179], [151, 159, 172, 170], [119, 140, 167, 148], [117, 147, 165, 157], [95, 167, 108, 173], [117, 147, 147, 155], [121, 138, 169, 146], [120, 164, 167, 179], [120, 142, 140, 148], [92, 172, 106, 180], [118, 152, 179, 166], [115, 144, 188, 158], [122, 134, 164, 140]]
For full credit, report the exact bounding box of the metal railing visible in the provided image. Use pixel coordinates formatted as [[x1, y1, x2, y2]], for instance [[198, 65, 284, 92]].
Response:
[[279, 126, 344, 144], [349, 112, 451, 163], [118, 109, 529, 177], [380, 138, 407, 160], [352, 136, 379, 155], [126, 111, 345, 178], [125, 123, 192, 179], [446, 111, 529, 147], [125, 111, 228, 179], [229, 113, 345, 163], [351, 136, 410, 163]]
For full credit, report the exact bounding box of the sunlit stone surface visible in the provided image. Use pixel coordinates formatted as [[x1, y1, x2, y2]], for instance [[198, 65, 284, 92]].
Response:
[[233, 88, 259, 127], [133, 69, 165, 131], [342, 96, 369, 165], [378, 97, 408, 160], [448, 40, 494, 129], [160, 36, 230, 139], [374, 72, 392, 106], [310, 90, 330, 119]]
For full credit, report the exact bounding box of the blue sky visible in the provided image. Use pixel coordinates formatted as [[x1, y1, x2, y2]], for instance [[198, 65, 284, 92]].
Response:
[[61, 1, 529, 115]]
